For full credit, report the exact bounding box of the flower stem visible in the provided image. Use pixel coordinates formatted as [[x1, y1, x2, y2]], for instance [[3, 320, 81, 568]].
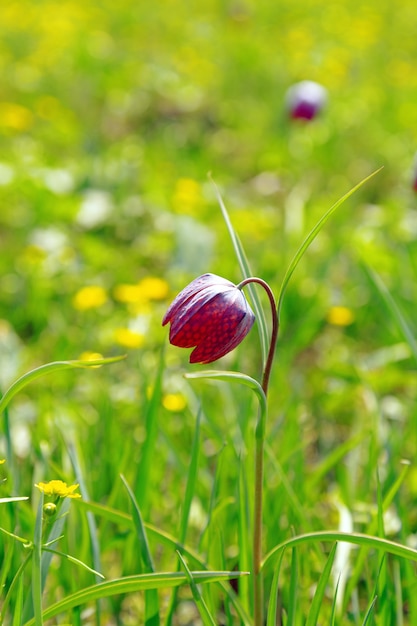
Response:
[[238, 277, 279, 626]]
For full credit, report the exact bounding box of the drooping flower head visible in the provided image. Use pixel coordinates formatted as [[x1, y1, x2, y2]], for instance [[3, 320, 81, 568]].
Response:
[[285, 80, 328, 121], [162, 273, 255, 364]]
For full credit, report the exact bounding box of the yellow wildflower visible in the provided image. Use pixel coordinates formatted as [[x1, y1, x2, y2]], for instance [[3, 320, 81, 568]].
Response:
[[73, 285, 108, 310], [137, 277, 169, 300], [0, 459, 5, 464], [172, 178, 202, 215], [0, 102, 33, 131], [326, 306, 355, 327], [114, 328, 145, 349], [114, 277, 169, 303], [35, 480, 81, 499], [162, 393, 187, 412]]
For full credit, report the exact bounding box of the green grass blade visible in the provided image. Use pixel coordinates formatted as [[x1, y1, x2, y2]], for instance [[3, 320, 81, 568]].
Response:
[[22, 571, 249, 626], [286, 547, 298, 626], [361, 595, 378, 625], [211, 177, 269, 367], [120, 474, 159, 626], [32, 493, 44, 626], [277, 168, 383, 320], [364, 265, 417, 365], [0, 356, 125, 415], [42, 548, 105, 579], [343, 461, 410, 609], [0, 497, 29, 504], [266, 548, 285, 626], [1, 553, 32, 624], [12, 574, 24, 626], [237, 456, 251, 615], [185, 370, 266, 415], [75, 499, 253, 625], [67, 442, 102, 583], [164, 408, 202, 625], [135, 346, 165, 513], [177, 552, 217, 626], [179, 406, 201, 545], [262, 530, 417, 572], [306, 543, 338, 626]]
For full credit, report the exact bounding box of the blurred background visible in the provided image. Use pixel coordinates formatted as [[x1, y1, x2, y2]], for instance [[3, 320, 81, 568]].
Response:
[[2, 0, 417, 611]]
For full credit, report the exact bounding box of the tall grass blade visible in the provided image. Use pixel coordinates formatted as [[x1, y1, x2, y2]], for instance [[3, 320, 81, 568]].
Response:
[[177, 552, 217, 626], [262, 530, 417, 572], [211, 177, 269, 367], [12, 575, 24, 626], [266, 548, 285, 626], [277, 168, 383, 320], [22, 498, 72, 623], [286, 547, 298, 626], [1, 553, 32, 623], [135, 346, 165, 513], [343, 460, 409, 609], [185, 370, 266, 415], [76, 499, 253, 624], [238, 456, 251, 614], [0, 356, 125, 416], [121, 474, 159, 626], [306, 543, 337, 626], [364, 265, 417, 365], [32, 493, 44, 626], [361, 596, 378, 626], [22, 570, 249, 626], [165, 408, 202, 626]]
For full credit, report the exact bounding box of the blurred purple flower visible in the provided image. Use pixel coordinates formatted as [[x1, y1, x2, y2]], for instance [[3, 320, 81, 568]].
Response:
[[162, 273, 255, 364], [285, 80, 328, 121]]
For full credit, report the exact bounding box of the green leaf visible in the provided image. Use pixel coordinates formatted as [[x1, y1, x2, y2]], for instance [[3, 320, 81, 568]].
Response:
[[266, 548, 285, 626], [121, 474, 159, 626], [0, 356, 125, 416], [185, 370, 266, 415], [211, 177, 269, 368], [75, 499, 253, 625], [32, 493, 44, 626], [277, 168, 383, 320], [22, 571, 249, 626], [306, 543, 338, 626], [177, 553, 217, 626], [287, 548, 298, 626], [262, 530, 417, 572], [364, 264, 417, 365], [0, 496, 29, 504]]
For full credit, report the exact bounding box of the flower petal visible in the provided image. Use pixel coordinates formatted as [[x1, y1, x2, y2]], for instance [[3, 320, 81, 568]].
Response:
[[162, 274, 234, 327], [190, 295, 255, 363]]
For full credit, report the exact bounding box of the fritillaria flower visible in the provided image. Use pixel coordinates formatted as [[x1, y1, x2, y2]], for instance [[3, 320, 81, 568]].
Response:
[[162, 273, 255, 364], [285, 80, 328, 121]]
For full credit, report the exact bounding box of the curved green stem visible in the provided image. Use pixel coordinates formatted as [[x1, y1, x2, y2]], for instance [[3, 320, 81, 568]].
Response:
[[238, 277, 279, 626]]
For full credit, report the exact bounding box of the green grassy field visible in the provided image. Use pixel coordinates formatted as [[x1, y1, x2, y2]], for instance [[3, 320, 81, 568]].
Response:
[[2, 0, 417, 624]]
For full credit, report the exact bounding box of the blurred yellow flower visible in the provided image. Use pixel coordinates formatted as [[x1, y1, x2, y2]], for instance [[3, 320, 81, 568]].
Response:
[[73, 285, 108, 310], [35, 480, 81, 499], [326, 306, 355, 327], [0, 102, 33, 131], [162, 393, 187, 412], [114, 328, 145, 349], [114, 277, 169, 303], [0, 459, 5, 465], [172, 178, 202, 214]]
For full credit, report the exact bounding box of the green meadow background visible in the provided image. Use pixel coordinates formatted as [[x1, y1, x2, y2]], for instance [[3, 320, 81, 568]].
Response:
[[2, 0, 417, 624]]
